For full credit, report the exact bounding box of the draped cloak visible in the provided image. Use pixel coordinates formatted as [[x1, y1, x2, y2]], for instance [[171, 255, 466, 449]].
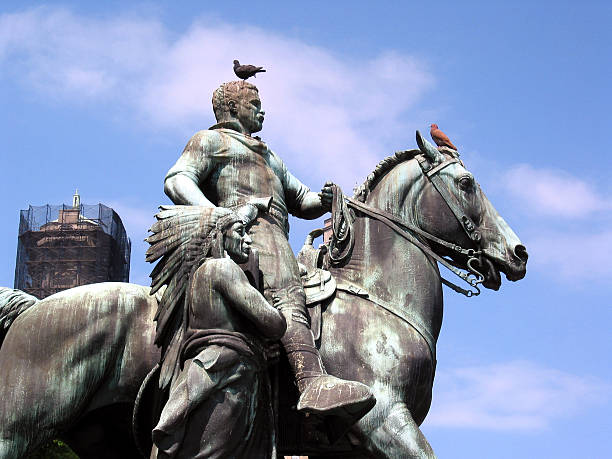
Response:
[[152, 330, 275, 459]]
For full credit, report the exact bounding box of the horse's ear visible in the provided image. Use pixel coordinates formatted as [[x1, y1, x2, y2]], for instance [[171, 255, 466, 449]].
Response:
[[416, 130, 444, 164]]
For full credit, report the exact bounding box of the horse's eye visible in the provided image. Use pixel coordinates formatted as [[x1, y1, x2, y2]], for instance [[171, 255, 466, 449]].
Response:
[[458, 176, 474, 191]]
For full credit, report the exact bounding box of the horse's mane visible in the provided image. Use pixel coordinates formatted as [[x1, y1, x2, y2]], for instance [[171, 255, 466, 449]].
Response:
[[353, 149, 420, 202], [326, 148, 421, 267]]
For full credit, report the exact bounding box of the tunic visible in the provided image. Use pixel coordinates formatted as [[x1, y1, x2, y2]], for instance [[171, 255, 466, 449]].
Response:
[[152, 330, 275, 458], [165, 124, 309, 308]]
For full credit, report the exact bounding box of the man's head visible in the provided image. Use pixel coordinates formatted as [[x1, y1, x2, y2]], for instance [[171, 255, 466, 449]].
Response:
[[223, 221, 252, 264], [205, 207, 252, 264], [212, 81, 265, 135]]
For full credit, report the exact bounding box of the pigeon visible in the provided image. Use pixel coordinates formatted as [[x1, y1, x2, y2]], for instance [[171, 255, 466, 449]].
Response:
[[430, 124, 458, 151], [233, 60, 266, 80]]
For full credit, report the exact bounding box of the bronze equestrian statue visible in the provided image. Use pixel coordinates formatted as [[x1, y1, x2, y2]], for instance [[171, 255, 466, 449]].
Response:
[[0, 81, 527, 458]]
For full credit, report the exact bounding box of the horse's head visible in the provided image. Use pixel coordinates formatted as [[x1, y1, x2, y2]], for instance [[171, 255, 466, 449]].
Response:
[[408, 131, 527, 290]]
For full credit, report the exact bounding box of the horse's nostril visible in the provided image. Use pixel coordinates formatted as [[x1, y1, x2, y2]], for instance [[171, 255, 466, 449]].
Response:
[[514, 244, 528, 263]]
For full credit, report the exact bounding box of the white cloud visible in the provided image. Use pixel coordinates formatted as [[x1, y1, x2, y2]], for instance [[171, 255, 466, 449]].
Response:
[[105, 200, 154, 240], [426, 361, 610, 431], [0, 7, 434, 189], [0, 8, 166, 99], [502, 164, 611, 218], [525, 230, 612, 282]]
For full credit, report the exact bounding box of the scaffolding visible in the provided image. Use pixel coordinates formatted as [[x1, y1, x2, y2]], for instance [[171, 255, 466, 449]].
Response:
[[14, 203, 131, 299]]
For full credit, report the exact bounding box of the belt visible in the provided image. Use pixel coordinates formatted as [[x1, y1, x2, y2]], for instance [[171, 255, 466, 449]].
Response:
[[268, 206, 290, 235]]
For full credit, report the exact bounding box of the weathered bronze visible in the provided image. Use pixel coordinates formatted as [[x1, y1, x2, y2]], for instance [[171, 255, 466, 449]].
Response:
[[162, 80, 375, 437], [145, 202, 285, 458], [0, 81, 527, 458]]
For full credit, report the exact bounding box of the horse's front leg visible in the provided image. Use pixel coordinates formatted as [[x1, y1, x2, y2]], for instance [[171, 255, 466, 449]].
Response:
[[363, 402, 436, 459]]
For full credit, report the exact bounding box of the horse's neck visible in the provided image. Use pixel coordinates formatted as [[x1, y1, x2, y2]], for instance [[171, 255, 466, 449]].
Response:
[[337, 215, 440, 296], [330, 161, 443, 340]]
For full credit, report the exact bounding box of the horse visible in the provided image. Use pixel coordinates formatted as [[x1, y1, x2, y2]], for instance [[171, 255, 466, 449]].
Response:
[[0, 132, 527, 458]]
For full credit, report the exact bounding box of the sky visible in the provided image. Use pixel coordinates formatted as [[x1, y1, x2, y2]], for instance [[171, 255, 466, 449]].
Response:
[[0, 1, 611, 457]]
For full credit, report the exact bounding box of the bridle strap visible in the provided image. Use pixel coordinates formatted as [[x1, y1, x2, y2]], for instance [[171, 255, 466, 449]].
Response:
[[337, 153, 486, 297], [425, 157, 459, 177], [327, 185, 355, 265], [416, 155, 481, 243], [346, 197, 483, 295], [347, 198, 478, 258]]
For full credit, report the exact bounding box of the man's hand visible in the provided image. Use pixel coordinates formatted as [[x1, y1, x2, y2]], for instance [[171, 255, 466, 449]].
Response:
[[298, 181, 336, 219], [319, 181, 335, 212]]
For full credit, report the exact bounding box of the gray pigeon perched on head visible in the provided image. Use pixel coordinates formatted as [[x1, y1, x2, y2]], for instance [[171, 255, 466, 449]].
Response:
[[233, 60, 266, 80]]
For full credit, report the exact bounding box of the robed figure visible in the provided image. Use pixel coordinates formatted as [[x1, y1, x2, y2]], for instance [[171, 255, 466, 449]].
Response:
[[146, 202, 285, 458]]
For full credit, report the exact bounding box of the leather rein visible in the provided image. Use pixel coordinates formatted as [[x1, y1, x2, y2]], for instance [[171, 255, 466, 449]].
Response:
[[333, 154, 486, 297]]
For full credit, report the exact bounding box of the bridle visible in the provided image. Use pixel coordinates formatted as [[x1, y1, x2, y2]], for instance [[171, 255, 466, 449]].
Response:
[[328, 153, 485, 297]]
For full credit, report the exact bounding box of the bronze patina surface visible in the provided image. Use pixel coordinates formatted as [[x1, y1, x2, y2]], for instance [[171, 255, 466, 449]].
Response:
[[145, 203, 285, 458], [0, 80, 527, 458], [162, 80, 375, 439]]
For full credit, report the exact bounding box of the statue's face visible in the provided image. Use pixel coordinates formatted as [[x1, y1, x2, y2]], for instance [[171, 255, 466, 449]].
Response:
[[234, 88, 265, 134], [224, 222, 251, 263]]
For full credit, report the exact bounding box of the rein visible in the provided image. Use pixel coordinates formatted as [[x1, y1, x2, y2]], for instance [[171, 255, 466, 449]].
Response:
[[328, 154, 485, 297], [346, 198, 483, 297]]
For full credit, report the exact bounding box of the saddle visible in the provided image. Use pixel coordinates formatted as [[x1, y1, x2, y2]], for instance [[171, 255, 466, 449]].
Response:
[[297, 230, 336, 342]]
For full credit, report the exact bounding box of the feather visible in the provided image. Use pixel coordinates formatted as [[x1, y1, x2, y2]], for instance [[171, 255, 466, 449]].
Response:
[[146, 226, 195, 244], [146, 204, 239, 391], [149, 218, 199, 235]]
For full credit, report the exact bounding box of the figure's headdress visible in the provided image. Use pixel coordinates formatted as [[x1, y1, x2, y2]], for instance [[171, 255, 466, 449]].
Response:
[[145, 197, 271, 389]]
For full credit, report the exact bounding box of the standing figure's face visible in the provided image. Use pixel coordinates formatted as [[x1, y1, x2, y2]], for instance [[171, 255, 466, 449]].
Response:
[[224, 222, 252, 263], [231, 88, 265, 134]]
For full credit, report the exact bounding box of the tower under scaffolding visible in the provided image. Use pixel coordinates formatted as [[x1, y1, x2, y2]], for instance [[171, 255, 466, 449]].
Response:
[[14, 194, 131, 299]]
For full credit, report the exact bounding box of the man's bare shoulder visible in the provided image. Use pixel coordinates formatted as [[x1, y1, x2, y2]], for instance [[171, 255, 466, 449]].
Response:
[[199, 258, 246, 284]]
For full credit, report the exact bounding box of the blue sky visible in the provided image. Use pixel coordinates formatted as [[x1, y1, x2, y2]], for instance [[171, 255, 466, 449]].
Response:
[[0, 2, 610, 457]]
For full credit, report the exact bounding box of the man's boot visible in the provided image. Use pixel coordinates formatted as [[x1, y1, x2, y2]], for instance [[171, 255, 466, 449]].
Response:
[[280, 309, 375, 427]]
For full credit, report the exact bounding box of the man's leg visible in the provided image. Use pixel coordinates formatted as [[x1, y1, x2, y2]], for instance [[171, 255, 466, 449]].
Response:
[[273, 285, 373, 418], [247, 219, 374, 424]]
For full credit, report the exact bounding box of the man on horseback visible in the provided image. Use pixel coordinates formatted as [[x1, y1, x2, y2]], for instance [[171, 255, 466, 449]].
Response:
[[163, 80, 374, 424]]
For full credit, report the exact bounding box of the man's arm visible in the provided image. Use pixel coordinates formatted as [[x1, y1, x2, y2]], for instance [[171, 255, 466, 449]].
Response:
[[164, 175, 216, 207], [283, 157, 334, 219], [295, 181, 334, 219], [164, 130, 219, 207], [212, 259, 286, 340]]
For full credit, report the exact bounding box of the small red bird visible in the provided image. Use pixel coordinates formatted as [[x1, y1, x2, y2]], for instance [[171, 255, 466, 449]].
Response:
[[430, 123, 458, 151]]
